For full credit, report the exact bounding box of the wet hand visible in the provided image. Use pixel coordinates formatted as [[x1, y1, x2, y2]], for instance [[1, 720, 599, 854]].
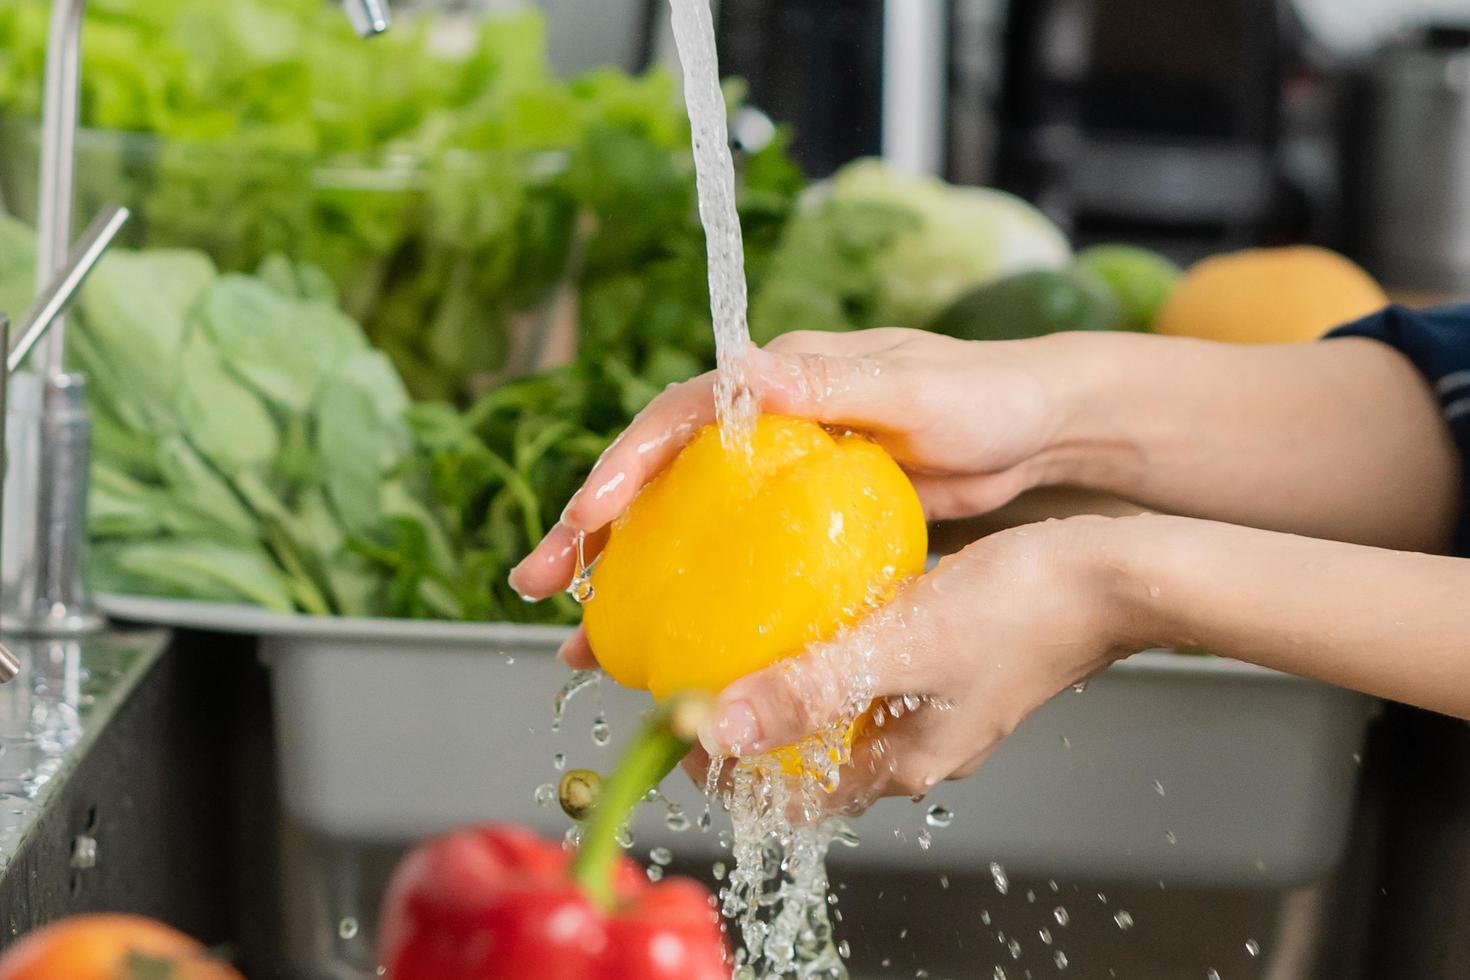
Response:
[[688, 517, 1134, 813], [509, 328, 1068, 614]]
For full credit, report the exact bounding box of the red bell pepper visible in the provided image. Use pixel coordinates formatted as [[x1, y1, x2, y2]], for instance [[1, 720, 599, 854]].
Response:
[[379, 694, 729, 980]]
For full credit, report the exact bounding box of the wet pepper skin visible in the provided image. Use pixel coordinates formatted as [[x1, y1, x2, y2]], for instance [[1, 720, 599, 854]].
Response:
[[379, 824, 728, 980]]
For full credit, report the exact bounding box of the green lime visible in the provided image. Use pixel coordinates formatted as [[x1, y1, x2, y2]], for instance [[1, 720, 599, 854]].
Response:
[[1075, 244, 1183, 331]]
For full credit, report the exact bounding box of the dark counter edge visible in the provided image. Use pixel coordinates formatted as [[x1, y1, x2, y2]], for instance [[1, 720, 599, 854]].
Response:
[[0, 627, 284, 973]]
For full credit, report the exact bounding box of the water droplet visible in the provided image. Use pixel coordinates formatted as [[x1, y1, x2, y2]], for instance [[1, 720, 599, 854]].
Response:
[[1008, 938, 1022, 959], [1206, 970, 1221, 980], [990, 861, 1010, 895], [1114, 910, 1134, 931], [564, 825, 583, 848], [666, 808, 692, 832], [838, 940, 851, 958], [1152, 779, 1166, 797], [646, 865, 664, 882], [993, 968, 1007, 980], [591, 717, 611, 746], [1054, 950, 1069, 970], [615, 825, 634, 848], [916, 829, 932, 850], [338, 917, 359, 940], [1054, 906, 1069, 926], [1039, 927, 1053, 945], [902, 693, 922, 713], [1165, 829, 1178, 845], [833, 822, 862, 848], [534, 783, 556, 808], [939, 875, 950, 889], [1245, 939, 1260, 957], [925, 805, 953, 828], [713, 861, 727, 880], [1072, 681, 1088, 694], [568, 532, 597, 602], [550, 670, 601, 734], [1060, 736, 1072, 750], [553, 752, 566, 771], [1097, 892, 1108, 904], [1049, 879, 1059, 892], [650, 846, 673, 866], [1026, 889, 1036, 903], [899, 928, 908, 939]]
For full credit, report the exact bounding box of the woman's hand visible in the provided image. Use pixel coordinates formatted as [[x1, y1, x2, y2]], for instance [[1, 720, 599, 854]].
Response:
[[681, 516, 1134, 812], [509, 329, 1083, 603]]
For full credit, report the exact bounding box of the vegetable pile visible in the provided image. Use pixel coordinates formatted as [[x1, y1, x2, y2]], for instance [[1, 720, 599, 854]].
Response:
[[0, 0, 800, 404], [1, 215, 612, 623]]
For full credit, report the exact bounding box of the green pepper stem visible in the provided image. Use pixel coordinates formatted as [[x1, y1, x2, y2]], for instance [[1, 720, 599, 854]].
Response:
[[571, 691, 712, 908]]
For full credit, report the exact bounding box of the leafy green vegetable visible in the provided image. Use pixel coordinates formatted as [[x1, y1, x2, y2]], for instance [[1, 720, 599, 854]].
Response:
[[0, 2, 782, 405], [751, 159, 1072, 340]]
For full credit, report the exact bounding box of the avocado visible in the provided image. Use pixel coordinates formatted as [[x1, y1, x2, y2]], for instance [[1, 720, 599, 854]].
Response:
[[926, 268, 1125, 342]]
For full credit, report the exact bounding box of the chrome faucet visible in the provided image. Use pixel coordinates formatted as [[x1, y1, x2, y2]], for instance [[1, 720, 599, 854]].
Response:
[[5, 0, 393, 657]]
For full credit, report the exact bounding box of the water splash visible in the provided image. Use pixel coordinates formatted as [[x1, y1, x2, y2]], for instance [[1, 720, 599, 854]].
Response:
[[550, 670, 601, 734], [990, 862, 1010, 896], [924, 805, 953, 828]]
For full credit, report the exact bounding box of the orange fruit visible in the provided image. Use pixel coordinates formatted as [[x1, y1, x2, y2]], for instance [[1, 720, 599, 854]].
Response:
[[1155, 245, 1387, 344], [583, 415, 927, 703], [0, 914, 243, 980]]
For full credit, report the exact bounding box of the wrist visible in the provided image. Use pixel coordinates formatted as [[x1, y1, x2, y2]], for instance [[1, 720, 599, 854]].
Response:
[[1082, 513, 1198, 655], [1016, 332, 1149, 493]]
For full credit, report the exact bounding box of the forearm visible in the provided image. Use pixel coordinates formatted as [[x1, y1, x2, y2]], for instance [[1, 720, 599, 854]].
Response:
[[1033, 332, 1460, 553], [1102, 514, 1470, 719]]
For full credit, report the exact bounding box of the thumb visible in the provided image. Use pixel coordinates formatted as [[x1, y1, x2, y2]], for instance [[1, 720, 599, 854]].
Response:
[[749, 346, 908, 435], [697, 603, 923, 757]]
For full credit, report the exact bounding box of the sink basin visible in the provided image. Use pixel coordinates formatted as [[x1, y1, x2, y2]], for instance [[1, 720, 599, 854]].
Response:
[[99, 594, 1376, 887]]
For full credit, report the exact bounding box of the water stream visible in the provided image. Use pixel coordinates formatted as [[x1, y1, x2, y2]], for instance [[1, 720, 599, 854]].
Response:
[[664, 1, 857, 974], [667, 0, 757, 450]]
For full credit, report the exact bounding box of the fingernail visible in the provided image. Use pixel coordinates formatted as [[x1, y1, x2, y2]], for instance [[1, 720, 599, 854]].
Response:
[[699, 700, 761, 757]]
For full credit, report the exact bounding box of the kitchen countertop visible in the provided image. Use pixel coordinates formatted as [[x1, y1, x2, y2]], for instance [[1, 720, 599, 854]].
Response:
[[0, 629, 169, 878]]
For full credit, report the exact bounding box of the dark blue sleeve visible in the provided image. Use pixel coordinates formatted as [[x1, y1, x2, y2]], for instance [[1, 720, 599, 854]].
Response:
[[1326, 304, 1470, 556]]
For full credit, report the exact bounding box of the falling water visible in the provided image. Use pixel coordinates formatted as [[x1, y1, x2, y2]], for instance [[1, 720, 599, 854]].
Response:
[[667, 0, 757, 448]]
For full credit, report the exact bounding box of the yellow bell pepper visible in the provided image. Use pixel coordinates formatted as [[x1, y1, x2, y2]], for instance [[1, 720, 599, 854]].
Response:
[[583, 415, 928, 712]]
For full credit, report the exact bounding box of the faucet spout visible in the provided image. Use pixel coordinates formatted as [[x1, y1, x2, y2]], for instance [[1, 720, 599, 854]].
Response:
[[343, 0, 391, 37]]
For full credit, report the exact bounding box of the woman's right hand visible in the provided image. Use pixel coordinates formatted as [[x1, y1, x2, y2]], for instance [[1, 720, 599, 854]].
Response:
[[509, 328, 1087, 610]]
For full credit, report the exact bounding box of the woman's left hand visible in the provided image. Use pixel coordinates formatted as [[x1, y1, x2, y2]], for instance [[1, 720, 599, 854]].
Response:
[[683, 516, 1137, 813]]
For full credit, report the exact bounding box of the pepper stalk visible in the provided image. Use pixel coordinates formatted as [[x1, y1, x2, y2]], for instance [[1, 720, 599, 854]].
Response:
[[568, 691, 713, 908]]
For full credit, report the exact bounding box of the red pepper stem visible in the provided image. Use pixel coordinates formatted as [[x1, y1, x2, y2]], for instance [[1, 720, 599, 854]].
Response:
[[571, 691, 712, 908]]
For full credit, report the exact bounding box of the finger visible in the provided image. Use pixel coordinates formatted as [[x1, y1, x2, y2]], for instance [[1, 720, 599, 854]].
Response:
[[555, 627, 599, 670], [561, 373, 717, 534], [764, 327, 920, 359], [695, 598, 934, 757], [908, 468, 1034, 521], [747, 347, 923, 453], [508, 524, 609, 601], [509, 522, 581, 599]]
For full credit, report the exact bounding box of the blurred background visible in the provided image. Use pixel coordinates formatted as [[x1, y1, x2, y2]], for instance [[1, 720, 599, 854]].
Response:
[[2, 2, 1470, 979]]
